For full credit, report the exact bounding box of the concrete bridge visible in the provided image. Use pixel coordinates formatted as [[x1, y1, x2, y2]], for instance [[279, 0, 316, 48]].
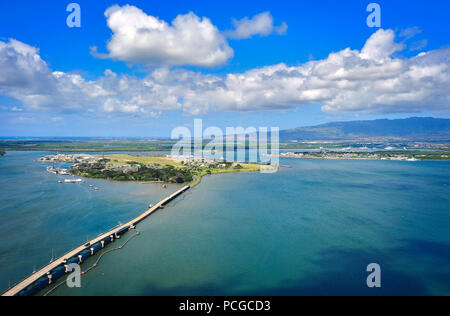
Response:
[[2, 185, 190, 296]]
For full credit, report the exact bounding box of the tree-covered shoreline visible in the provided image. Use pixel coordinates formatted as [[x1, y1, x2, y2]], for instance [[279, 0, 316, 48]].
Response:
[[72, 162, 193, 183]]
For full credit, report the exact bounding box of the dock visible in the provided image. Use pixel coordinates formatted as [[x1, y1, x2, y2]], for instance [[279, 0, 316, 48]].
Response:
[[2, 185, 190, 297]]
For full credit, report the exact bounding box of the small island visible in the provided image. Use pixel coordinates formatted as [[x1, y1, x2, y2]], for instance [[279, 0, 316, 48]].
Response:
[[0, 150, 5, 157], [39, 154, 262, 184]]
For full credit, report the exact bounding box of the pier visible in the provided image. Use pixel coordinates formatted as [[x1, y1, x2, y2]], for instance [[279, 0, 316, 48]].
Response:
[[2, 185, 190, 297]]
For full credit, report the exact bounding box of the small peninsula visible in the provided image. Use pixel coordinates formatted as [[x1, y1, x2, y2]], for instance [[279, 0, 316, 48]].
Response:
[[39, 154, 262, 184]]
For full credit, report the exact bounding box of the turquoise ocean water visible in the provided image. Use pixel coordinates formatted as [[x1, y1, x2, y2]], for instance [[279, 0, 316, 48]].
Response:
[[0, 152, 449, 295]]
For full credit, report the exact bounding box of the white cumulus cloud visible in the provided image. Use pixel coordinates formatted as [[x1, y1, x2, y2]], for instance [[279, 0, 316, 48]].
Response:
[[227, 11, 288, 39], [0, 29, 449, 117], [0, 39, 55, 96], [92, 5, 233, 67]]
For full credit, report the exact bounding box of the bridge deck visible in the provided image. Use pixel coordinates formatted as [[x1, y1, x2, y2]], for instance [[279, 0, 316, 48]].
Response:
[[2, 185, 190, 297]]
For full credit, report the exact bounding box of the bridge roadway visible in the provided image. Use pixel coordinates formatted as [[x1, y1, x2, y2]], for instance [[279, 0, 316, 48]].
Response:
[[2, 185, 190, 296]]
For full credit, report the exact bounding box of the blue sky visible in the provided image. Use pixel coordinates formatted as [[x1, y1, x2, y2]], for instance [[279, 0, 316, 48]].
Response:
[[0, 0, 449, 137]]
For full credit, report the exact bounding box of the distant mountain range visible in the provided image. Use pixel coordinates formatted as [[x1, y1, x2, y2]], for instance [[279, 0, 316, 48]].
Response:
[[280, 117, 450, 141]]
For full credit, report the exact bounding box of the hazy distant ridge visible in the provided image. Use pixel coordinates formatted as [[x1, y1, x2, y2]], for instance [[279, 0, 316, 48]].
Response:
[[280, 117, 450, 140]]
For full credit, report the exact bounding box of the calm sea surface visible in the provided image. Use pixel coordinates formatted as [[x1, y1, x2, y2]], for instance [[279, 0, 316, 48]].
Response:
[[0, 152, 449, 295]]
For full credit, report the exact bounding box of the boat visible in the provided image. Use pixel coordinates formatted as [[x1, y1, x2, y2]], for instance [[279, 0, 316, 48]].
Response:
[[64, 179, 83, 184], [46, 166, 58, 175]]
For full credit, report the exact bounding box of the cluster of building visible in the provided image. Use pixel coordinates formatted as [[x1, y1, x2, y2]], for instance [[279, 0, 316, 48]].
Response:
[[70, 159, 145, 174], [380, 156, 419, 161], [280, 152, 419, 161], [280, 152, 380, 160], [39, 154, 100, 163], [40, 154, 180, 175], [169, 155, 237, 169], [111, 164, 141, 174]]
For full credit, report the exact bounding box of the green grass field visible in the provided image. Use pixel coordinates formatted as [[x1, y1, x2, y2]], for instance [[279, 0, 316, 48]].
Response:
[[107, 154, 183, 167]]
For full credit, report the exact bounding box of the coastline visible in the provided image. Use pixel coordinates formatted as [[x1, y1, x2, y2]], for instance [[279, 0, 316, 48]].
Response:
[[280, 156, 450, 162], [274, 152, 450, 161], [72, 166, 262, 185], [40, 153, 263, 185]]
